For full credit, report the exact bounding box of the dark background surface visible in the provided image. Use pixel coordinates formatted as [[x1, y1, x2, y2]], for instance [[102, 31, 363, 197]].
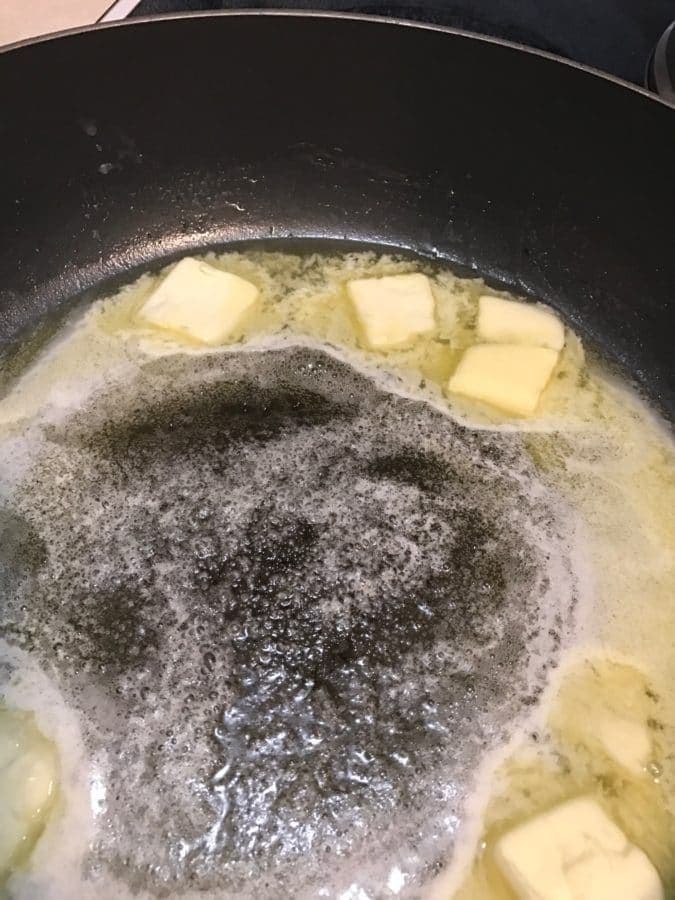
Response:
[[130, 0, 675, 86]]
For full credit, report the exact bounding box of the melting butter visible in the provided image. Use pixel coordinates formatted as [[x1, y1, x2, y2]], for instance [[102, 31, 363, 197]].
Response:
[[0, 251, 672, 899]]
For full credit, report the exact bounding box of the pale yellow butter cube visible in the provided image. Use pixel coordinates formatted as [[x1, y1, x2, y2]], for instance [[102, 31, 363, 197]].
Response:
[[347, 273, 436, 350], [447, 343, 558, 416], [0, 711, 58, 873], [138, 257, 259, 345], [478, 295, 565, 350], [495, 797, 663, 900]]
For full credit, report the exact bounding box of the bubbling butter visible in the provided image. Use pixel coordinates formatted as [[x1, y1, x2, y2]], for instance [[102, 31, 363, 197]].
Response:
[[0, 250, 671, 900]]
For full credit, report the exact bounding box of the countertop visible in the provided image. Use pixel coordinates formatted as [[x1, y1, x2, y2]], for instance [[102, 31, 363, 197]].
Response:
[[0, 0, 115, 46]]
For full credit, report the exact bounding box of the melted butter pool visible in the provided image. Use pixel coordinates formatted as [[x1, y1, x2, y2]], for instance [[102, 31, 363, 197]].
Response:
[[0, 251, 672, 899]]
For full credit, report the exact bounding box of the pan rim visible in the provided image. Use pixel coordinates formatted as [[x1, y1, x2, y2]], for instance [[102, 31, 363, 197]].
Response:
[[1, 8, 674, 111]]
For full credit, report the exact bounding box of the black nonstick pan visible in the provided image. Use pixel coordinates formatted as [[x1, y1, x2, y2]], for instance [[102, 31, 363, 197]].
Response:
[[0, 12, 673, 899], [0, 12, 673, 414]]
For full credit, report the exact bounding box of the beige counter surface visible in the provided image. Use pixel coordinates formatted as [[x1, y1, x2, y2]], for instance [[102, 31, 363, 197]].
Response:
[[0, 1, 118, 46]]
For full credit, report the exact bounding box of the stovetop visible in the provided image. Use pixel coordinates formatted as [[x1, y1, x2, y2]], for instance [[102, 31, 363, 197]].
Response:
[[115, 0, 674, 88]]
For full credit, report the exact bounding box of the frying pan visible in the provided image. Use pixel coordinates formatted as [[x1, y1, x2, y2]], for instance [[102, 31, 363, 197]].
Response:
[[0, 12, 673, 897], [0, 12, 673, 416]]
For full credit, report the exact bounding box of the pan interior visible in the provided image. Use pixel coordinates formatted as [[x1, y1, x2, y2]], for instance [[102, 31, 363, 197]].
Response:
[[3, 246, 673, 899], [0, 328, 580, 896]]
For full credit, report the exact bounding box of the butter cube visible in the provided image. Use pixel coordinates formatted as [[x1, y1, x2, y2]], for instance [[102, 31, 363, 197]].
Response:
[[139, 257, 259, 345], [0, 711, 58, 873], [478, 295, 565, 351], [347, 273, 436, 350], [495, 797, 663, 900], [447, 343, 558, 416], [597, 714, 652, 776]]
